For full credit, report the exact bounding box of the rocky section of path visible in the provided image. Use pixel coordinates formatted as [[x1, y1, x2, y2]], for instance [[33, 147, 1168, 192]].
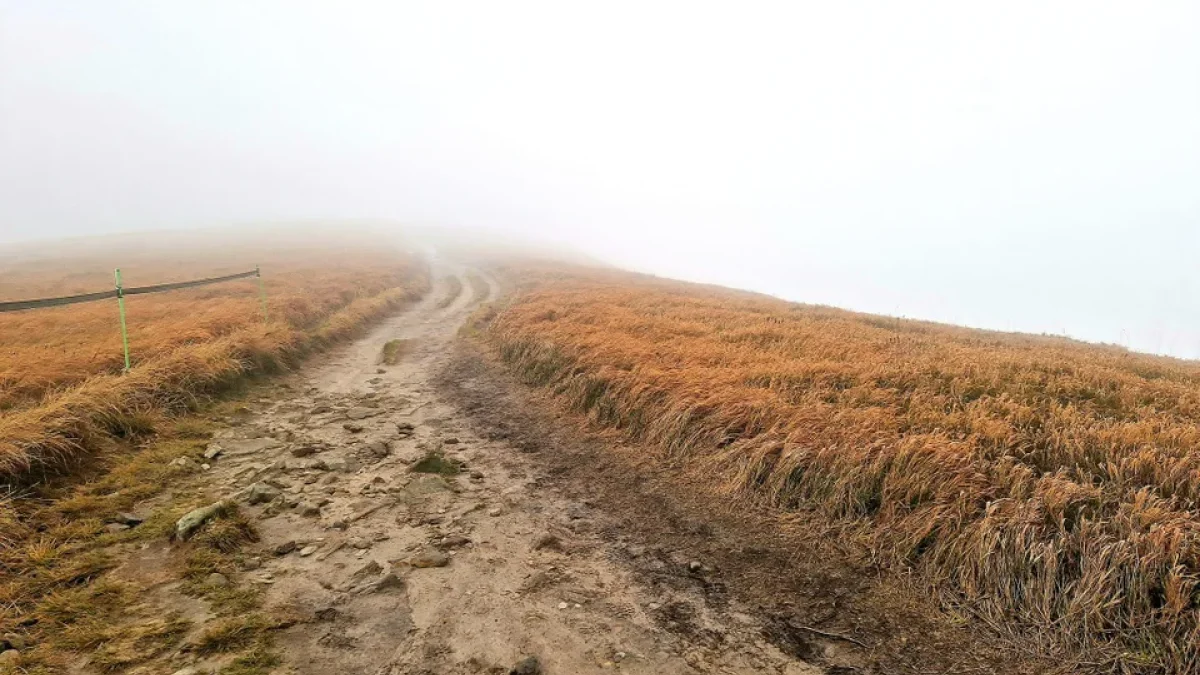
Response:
[[106, 267, 821, 675]]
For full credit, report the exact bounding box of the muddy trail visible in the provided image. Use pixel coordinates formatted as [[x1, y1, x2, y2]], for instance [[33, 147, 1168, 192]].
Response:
[[95, 267, 826, 675]]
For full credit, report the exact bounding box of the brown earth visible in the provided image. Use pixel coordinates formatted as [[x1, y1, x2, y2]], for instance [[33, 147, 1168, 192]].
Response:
[[11, 263, 1063, 675]]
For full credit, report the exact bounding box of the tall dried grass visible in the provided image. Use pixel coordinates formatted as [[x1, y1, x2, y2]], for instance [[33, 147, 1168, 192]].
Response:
[[0, 228, 429, 479], [485, 265, 1200, 672]]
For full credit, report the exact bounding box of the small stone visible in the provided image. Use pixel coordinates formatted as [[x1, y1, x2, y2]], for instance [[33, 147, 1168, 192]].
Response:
[[245, 483, 280, 506], [299, 545, 318, 557], [469, 470, 484, 481], [291, 445, 319, 458], [438, 534, 471, 550], [329, 519, 348, 531], [206, 573, 230, 587], [350, 537, 372, 550], [487, 508, 503, 517], [310, 405, 333, 414], [370, 573, 405, 593], [170, 456, 199, 471], [614, 651, 627, 661], [687, 561, 704, 573], [557, 602, 569, 610], [351, 560, 383, 579], [367, 441, 391, 458], [510, 655, 541, 675], [170, 667, 199, 675], [299, 503, 321, 517], [175, 500, 230, 540], [104, 523, 131, 534], [274, 541, 299, 556], [533, 534, 563, 552], [443, 438, 460, 445], [114, 512, 144, 526], [410, 550, 450, 568], [346, 407, 379, 421], [2, 633, 26, 651], [343, 423, 365, 433], [376, 368, 387, 374], [201, 463, 212, 470], [0, 649, 18, 665], [203, 443, 223, 460], [315, 607, 339, 622]]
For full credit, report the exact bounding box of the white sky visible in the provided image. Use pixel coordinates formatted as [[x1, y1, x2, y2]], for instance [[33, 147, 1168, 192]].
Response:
[[2, 2, 1198, 356]]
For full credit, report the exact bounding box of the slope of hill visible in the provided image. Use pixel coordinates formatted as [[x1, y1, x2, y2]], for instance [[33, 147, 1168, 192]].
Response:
[[479, 263, 1200, 672], [0, 227, 429, 478]]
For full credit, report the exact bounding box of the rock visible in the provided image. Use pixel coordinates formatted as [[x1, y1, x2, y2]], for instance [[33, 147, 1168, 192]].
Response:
[[206, 573, 230, 587], [369, 573, 405, 593], [349, 537, 372, 550], [487, 508, 503, 517], [366, 441, 391, 458], [170, 667, 201, 675], [326, 457, 361, 473], [376, 368, 387, 374], [2, 633, 26, 651], [510, 656, 541, 675], [438, 534, 471, 550], [175, 501, 230, 540], [557, 602, 569, 610], [299, 545, 318, 557], [245, 483, 281, 505], [443, 438, 460, 445], [203, 443, 223, 460], [299, 503, 321, 517], [315, 607, 339, 622], [345, 407, 380, 421], [274, 541, 299, 556], [114, 512, 144, 526], [343, 423, 365, 433], [310, 405, 333, 415], [104, 523, 130, 534], [533, 534, 564, 552], [329, 520, 348, 531], [687, 561, 704, 574], [469, 471, 484, 481], [170, 456, 199, 471], [410, 550, 450, 568], [291, 445, 319, 458], [351, 560, 383, 580], [0, 649, 18, 665]]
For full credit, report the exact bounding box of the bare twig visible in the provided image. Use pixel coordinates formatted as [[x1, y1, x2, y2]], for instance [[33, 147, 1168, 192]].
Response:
[[790, 624, 869, 648]]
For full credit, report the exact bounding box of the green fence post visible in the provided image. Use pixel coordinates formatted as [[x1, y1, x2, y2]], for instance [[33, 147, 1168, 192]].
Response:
[[255, 265, 269, 322], [114, 268, 132, 373]]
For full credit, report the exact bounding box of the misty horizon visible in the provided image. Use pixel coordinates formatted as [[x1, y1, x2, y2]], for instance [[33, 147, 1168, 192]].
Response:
[[2, 2, 1198, 358]]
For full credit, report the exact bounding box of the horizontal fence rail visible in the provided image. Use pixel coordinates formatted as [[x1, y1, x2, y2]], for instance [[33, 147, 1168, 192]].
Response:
[[0, 269, 261, 313], [1, 266, 269, 373]]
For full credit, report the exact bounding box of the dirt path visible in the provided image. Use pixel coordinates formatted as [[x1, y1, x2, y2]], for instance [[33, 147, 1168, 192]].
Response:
[[135, 267, 820, 675]]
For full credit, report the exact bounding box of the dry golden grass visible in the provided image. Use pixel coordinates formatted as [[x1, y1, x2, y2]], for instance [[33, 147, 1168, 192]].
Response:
[[0, 227, 429, 478], [485, 264, 1200, 673]]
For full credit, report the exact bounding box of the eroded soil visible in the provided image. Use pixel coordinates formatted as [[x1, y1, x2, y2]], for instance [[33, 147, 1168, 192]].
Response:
[[89, 267, 824, 675]]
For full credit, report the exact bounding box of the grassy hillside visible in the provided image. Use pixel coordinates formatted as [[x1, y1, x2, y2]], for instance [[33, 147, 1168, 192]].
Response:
[[0, 227, 429, 478], [482, 264, 1200, 672]]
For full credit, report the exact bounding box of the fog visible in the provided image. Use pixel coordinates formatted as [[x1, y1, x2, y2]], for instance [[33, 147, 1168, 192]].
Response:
[[2, 2, 1198, 356]]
